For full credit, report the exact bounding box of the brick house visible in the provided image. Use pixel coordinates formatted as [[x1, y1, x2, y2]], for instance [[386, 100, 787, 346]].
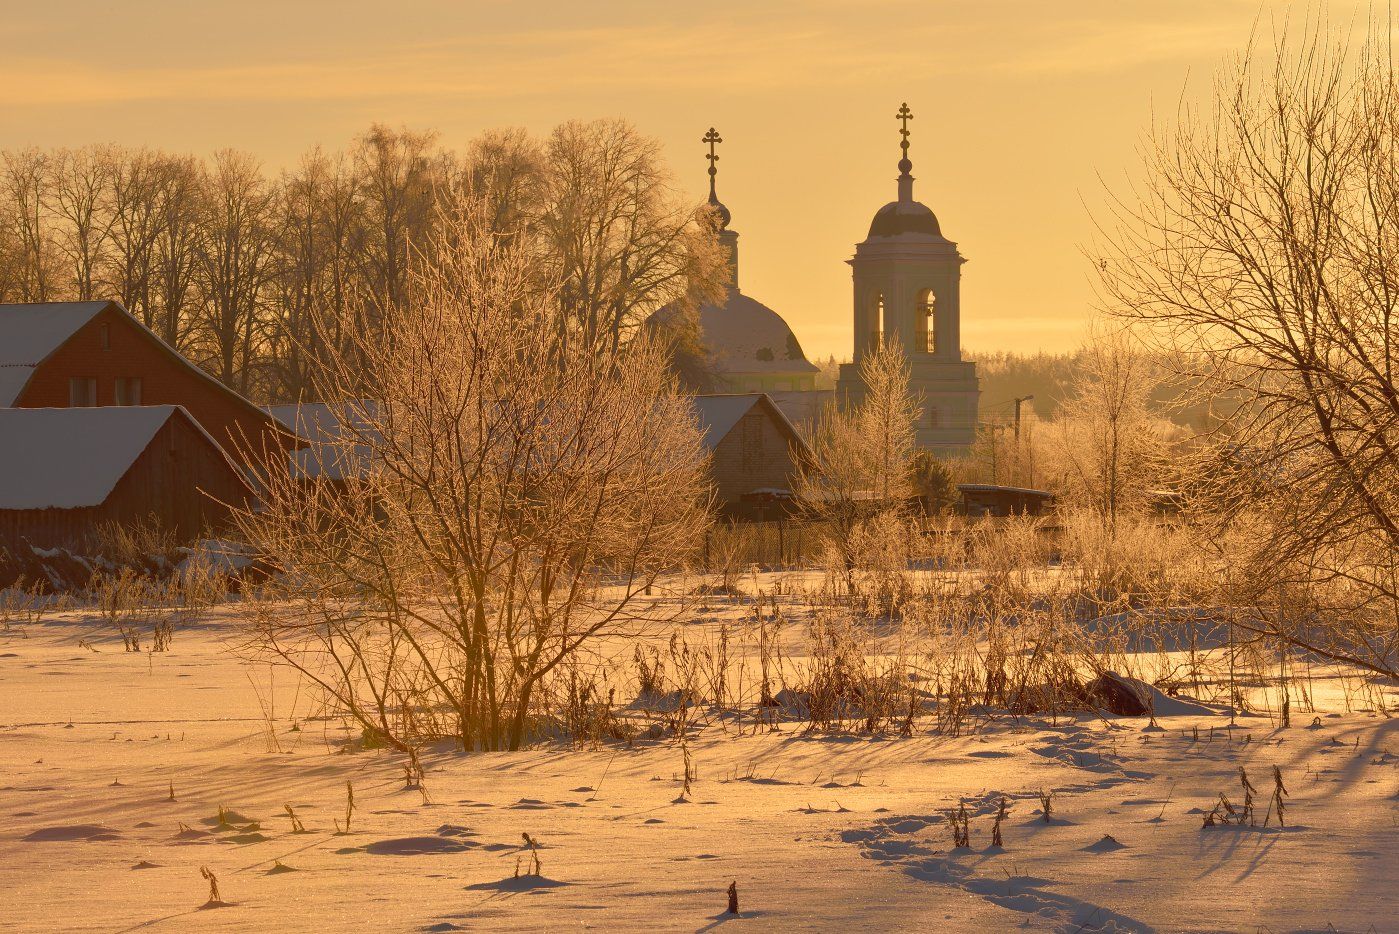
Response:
[[0, 301, 298, 465], [693, 393, 810, 518]]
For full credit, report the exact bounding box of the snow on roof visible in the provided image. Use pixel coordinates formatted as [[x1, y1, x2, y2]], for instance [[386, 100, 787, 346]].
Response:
[[691, 393, 809, 458], [0, 406, 184, 509], [0, 302, 110, 405], [0, 366, 36, 408], [691, 394, 762, 451], [0, 302, 108, 367], [957, 484, 1054, 498], [266, 402, 379, 480], [266, 401, 379, 443]]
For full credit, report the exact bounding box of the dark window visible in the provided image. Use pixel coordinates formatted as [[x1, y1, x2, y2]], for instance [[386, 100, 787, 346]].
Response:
[[115, 377, 142, 406], [100, 323, 111, 350], [68, 377, 96, 407]]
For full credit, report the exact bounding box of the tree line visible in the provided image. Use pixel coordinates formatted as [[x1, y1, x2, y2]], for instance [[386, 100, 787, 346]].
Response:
[[0, 121, 724, 402]]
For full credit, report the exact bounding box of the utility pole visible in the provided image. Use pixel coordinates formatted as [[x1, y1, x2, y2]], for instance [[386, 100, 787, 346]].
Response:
[[1014, 395, 1034, 443]]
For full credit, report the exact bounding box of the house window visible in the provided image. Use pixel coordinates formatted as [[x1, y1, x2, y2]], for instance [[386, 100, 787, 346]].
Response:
[[100, 323, 111, 350], [69, 377, 97, 407], [870, 294, 885, 350], [927, 405, 941, 429], [115, 377, 142, 405], [916, 289, 936, 354]]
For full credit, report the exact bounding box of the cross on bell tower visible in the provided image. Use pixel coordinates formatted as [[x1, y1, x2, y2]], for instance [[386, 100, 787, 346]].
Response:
[[895, 102, 915, 200]]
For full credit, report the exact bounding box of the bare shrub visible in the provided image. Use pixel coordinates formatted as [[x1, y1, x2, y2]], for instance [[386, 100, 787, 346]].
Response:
[[236, 184, 711, 751]]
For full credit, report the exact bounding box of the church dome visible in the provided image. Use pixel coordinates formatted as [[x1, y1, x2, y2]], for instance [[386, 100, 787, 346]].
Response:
[[649, 290, 818, 377], [693, 292, 818, 375], [867, 199, 942, 239]]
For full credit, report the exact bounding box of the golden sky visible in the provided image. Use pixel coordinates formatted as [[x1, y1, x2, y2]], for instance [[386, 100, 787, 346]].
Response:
[[0, 0, 1340, 358]]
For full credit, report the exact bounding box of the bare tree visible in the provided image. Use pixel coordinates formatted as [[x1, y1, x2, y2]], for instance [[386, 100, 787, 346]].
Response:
[[106, 148, 166, 329], [0, 149, 55, 301], [797, 340, 920, 591], [236, 184, 712, 751], [194, 150, 275, 395], [152, 154, 204, 351], [1095, 15, 1399, 676], [1046, 327, 1165, 531], [47, 146, 114, 301], [354, 124, 439, 321], [535, 119, 726, 357]]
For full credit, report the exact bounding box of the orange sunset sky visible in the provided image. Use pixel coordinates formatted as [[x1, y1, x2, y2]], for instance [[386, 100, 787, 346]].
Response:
[[0, 1, 1347, 358]]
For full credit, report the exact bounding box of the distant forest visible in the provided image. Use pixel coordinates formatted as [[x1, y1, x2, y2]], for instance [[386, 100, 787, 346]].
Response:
[[816, 349, 1218, 429]]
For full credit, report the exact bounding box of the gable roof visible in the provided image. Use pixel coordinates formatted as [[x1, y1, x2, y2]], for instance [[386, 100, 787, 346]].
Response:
[[0, 405, 237, 510], [0, 302, 108, 366], [0, 302, 300, 452], [266, 401, 379, 480], [0, 302, 109, 405], [691, 393, 810, 457]]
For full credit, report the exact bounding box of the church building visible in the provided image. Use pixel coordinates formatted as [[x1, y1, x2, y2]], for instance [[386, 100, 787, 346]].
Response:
[[650, 129, 820, 394], [836, 104, 980, 454], [655, 106, 979, 456]]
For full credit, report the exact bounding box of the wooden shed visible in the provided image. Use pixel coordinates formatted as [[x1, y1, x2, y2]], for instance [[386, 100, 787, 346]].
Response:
[[957, 483, 1055, 518], [693, 393, 810, 519], [0, 406, 252, 554], [0, 301, 299, 466]]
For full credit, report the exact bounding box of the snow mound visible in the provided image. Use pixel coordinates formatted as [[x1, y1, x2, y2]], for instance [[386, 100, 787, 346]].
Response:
[[23, 824, 122, 842]]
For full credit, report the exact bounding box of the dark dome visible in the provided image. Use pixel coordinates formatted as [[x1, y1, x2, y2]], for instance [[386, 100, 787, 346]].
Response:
[[867, 199, 942, 239]]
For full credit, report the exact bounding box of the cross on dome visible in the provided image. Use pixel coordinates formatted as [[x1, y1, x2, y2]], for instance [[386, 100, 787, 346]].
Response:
[[702, 127, 731, 228], [896, 102, 914, 175]]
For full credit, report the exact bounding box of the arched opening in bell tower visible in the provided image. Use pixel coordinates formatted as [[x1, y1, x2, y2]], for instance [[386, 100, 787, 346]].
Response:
[[916, 288, 936, 355], [870, 293, 886, 351]]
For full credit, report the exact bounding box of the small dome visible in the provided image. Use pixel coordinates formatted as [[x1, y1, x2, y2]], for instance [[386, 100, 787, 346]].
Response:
[[868, 199, 942, 239], [708, 193, 732, 229]]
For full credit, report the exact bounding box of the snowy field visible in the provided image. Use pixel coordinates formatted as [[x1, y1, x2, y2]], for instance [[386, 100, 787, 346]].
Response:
[[1, 591, 1396, 934]]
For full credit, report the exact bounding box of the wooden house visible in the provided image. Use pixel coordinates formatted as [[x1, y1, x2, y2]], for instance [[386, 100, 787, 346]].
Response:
[[693, 394, 810, 518], [0, 406, 253, 554], [0, 301, 298, 466]]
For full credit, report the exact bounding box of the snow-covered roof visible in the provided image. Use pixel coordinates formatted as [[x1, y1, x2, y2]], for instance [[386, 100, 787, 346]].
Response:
[[0, 302, 109, 405], [0, 302, 108, 367], [0, 406, 190, 509], [691, 395, 761, 450], [691, 393, 808, 456], [0, 367, 35, 408], [958, 484, 1054, 498], [266, 401, 379, 443], [266, 402, 379, 480], [767, 389, 834, 434]]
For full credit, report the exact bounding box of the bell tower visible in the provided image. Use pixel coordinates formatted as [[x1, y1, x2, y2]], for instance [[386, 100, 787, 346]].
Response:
[[837, 103, 980, 454]]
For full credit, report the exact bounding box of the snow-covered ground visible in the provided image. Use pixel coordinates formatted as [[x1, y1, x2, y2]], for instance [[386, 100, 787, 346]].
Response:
[[1, 595, 1395, 933]]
